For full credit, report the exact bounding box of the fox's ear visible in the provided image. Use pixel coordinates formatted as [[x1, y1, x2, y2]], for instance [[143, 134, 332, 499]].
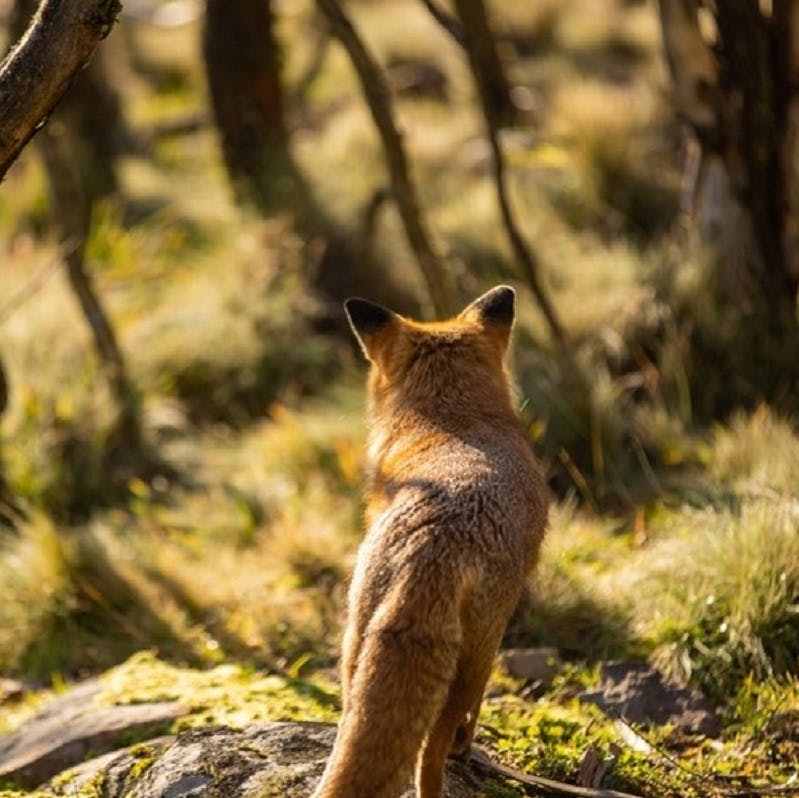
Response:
[[462, 285, 515, 329], [344, 297, 399, 361]]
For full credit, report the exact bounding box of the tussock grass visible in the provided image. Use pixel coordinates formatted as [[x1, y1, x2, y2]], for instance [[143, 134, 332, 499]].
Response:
[[511, 408, 799, 701], [0, 389, 365, 678], [0, 517, 214, 677], [636, 497, 799, 699]]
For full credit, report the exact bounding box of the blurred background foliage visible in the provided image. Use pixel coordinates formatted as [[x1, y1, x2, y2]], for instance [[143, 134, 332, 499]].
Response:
[[0, 0, 798, 792]]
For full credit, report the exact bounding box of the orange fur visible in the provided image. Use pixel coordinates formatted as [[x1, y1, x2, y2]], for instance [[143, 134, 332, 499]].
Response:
[[312, 286, 549, 798]]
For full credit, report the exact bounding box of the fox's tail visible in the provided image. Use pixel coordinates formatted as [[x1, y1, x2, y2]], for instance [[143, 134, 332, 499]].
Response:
[[312, 590, 461, 797]]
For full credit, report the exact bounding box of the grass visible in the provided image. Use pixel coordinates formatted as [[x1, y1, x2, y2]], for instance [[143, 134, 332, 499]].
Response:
[[2, 0, 799, 795]]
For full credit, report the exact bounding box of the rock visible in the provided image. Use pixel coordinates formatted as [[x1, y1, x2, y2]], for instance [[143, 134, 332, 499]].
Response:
[[48, 721, 508, 798], [500, 647, 562, 684], [579, 661, 721, 737], [0, 678, 27, 704], [0, 679, 187, 787]]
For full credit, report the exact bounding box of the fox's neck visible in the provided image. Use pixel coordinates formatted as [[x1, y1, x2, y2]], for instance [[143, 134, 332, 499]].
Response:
[[365, 391, 518, 467]]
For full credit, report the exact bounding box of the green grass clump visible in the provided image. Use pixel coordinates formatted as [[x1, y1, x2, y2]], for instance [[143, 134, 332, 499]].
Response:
[[638, 497, 799, 700]]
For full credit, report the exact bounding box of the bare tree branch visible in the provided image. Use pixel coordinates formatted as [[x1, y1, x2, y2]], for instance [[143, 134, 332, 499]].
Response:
[[0, 0, 122, 180], [316, 0, 454, 317], [451, 0, 569, 355], [445, 0, 517, 127], [420, 0, 466, 48]]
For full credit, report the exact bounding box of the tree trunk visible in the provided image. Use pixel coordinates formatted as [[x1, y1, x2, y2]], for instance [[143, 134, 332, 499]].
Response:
[[657, 0, 799, 412], [659, 0, 799, 323], [203, 0, 299, 213], [0, 0, 121, 180]]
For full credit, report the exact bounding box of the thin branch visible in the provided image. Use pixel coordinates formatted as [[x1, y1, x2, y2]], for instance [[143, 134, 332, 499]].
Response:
[[420, 0, 466, 49], [612, 715, 799, 797], [360, 185, 392, 253], [469, 745, 646, 798], [0, 240, 77, 326], [451, 0, 569, 356], [0, 0, 122, 180], [489, 124, 569, 353], [315, 0, 454, 317]]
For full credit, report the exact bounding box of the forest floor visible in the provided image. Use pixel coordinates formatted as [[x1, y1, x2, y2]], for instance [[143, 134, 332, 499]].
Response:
[[1, 1, 798, 796]]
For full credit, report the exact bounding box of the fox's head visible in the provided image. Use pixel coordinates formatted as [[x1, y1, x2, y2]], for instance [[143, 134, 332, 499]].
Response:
[[345, 286, 517, 421]]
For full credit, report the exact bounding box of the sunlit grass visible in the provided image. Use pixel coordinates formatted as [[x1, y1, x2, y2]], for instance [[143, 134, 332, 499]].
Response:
[[641, 499, 799, 699], [1, 2, 799, 794]]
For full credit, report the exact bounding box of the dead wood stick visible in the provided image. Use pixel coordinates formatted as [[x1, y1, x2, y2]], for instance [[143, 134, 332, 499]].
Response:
[[470, 745, 645, 798]]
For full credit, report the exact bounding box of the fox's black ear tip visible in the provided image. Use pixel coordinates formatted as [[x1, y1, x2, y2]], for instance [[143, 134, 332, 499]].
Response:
[[344, 297, 394, 334], [475, 285, 515, 325]]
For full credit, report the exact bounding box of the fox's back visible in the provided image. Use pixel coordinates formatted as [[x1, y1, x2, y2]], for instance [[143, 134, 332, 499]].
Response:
[[359, 413, 547, 634]]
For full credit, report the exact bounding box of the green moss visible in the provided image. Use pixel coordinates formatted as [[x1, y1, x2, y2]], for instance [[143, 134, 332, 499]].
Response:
[[126, 744, 157, 781], [100, 651, 339, 731], [0, 791, 55, 798], [479, 779, 525, 797], [251, 773, 304, 798]]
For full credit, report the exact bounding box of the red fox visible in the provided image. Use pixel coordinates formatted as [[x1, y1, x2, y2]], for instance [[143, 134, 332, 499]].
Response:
[[312, 286, 549, 798]]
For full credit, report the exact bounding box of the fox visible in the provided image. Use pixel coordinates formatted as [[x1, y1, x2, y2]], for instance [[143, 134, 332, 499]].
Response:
[[312, 285, 549, 798]]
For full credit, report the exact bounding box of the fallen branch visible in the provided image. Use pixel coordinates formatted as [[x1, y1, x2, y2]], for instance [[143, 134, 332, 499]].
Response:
[[315, 0, 454, 317], [469, 745, 645, 798], [0, 0, 121, 180]]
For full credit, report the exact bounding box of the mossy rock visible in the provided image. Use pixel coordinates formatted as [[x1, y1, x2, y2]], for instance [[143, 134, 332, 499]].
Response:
[[47, 722, 519, 797]]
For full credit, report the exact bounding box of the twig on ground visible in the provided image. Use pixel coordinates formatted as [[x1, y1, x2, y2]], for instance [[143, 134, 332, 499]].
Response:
[[469, 745, 646, 798], [612, 714, 799, 797]]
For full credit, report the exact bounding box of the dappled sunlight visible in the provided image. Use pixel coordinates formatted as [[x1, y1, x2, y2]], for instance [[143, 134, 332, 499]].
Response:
[[1, 0, 798, 795]]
